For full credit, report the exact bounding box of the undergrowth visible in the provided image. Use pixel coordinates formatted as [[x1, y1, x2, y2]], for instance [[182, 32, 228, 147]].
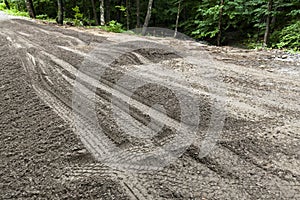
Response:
[[99, 20, 125, 33]]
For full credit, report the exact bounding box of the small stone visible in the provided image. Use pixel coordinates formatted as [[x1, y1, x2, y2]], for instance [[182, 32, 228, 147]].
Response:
[[259, 65, 266, 69], [27, 190, 40, 195], [77, 149, 87, 154], [282, 55, 288, 59]]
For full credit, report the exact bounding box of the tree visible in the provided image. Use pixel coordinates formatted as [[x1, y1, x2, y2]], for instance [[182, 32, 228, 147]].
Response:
[[126, 0, 130, 30], [191, 0, 223, 43], [5, 0, 299, 49], [25, 0, 35, 18], [217, 0, 224, 46], [263, 0, 273, 47], [142, 0, 154, 35], [91, 0, 100, 25], [4, 0, 10, 10], [105, 0, 111, 23], [57, 0, 63, 25], [136, 0, 140, 28], [174, 0, 182, 38], [99, 0, 105, 25]]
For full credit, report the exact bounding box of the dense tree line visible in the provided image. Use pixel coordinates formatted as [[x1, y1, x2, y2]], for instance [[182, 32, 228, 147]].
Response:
[[1, 0, 299, 49]]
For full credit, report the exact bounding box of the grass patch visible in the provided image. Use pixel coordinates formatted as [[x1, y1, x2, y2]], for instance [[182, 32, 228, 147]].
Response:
[[4, 8, 29, 17], [99, 20, 125, 33]]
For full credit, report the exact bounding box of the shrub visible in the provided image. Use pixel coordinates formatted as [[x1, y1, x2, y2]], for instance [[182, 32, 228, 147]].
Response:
[[72, 6, 83, 26], [36, 14, 48, 20], [102, 20, 124, 33], [275, 21, 300, 51], [4, 8, 29, 17], [0, 3, 6, 11]]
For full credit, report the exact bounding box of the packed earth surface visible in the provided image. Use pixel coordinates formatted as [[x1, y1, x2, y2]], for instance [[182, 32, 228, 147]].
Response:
[[0, 12, 299, 199]]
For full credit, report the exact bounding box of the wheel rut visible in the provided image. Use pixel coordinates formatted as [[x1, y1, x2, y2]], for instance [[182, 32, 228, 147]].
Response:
[[1, 18, 299, 199]]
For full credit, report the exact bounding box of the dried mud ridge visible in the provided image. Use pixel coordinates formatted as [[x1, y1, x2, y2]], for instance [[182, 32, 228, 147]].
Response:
[[0, 18, 299, 199]]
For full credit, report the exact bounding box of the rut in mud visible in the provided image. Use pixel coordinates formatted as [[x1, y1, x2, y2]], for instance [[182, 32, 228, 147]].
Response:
[[0, 15, 300, 199]]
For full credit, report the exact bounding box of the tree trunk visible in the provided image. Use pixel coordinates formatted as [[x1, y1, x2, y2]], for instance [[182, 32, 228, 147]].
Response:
[[174, 0, 181, 38], [217, 0, 224, 46], [4, 0, 10, 10], [136, 0, 140, 28], [263, 0, 273, 47], [116, 0, 122, 22], [105, 0, 111, 23], [99, 0, 105, 25], [142, 0, 154, 35], [25, 0, 35, 19], [91, 0, 99, 25], [126, 0, 130, 30], [57, 0, 63, 25]]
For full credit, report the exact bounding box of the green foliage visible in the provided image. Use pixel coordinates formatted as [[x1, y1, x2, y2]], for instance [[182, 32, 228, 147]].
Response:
[[192, 1, 221, 39], [7, 0, 26, 11], [64, 18, 75, 25], [72, 6, 84, 26], [4, 8, 29, 17], [275, 21, 300, 50], [33, 0, 57, 19], [151, 0, 182, 29], [244, 37, 264, 49], [1, 0, 299, 50], [0, 3, 6, 11], [101, 20, 125, 33], [190, 0, 249, 44], [183, 0, 299, 48], [36, 14, 48, 20], [116, 5, 127, 14]]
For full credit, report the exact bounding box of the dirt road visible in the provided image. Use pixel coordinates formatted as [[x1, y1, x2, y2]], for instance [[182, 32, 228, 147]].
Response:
[[0, 12, 299, 199]]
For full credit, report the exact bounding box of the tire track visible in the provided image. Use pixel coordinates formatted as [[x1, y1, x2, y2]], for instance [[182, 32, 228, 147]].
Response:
[[1, 18, 299, 199]]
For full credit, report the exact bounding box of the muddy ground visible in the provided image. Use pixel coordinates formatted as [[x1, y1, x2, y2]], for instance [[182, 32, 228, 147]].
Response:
[[0, 12, 299, 199]]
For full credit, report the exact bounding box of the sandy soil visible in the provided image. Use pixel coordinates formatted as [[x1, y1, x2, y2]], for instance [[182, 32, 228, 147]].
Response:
[[0, 13, 299, 199]]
